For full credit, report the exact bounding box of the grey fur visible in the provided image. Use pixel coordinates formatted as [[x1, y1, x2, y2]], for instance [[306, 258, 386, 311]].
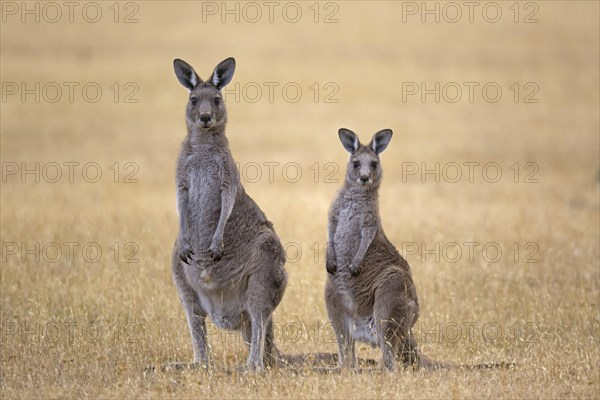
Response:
[[325, 128, 438, 372], [171, 57, 287, 371]]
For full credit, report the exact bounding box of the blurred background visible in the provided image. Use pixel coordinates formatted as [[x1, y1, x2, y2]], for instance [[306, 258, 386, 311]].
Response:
[[1, 1, 598, 398]]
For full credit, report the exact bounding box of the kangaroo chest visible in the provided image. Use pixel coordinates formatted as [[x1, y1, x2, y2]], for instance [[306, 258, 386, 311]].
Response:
[[186, 155, 223, 240], [333, 202, 366, 266], [188, 155, 222, 206]]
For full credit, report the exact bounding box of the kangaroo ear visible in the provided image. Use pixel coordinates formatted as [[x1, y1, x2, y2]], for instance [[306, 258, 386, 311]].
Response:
[[174, 59, 201, 91], [338, 128, 360, 154], [210, 57, 236, 90], [370, 129, 393, 155]]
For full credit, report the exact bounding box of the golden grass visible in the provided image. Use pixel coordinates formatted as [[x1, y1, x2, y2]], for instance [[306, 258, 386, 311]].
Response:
[[1, 1, 599, 398]]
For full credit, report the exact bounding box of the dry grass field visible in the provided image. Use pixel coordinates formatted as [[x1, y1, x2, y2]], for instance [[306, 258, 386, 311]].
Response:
[[1, 1, 599, 398]]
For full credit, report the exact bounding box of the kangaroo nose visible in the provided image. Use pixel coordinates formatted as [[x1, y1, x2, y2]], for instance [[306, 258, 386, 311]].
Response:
[[360, 176, 369, 183], [200, 113, 212, 123]]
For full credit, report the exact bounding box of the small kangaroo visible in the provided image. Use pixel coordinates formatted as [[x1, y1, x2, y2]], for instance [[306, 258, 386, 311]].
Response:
[[171, 57, 287, 371], [325, 128, 438, 372], [323, 129, 516, 372]]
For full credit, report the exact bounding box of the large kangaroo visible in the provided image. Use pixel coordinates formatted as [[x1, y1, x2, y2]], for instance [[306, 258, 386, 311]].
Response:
[[171, 57, 287, 371], [325, 128, 438, 372]]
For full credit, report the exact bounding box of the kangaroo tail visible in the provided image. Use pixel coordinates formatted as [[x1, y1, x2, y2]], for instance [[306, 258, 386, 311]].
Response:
[[417, 352, 517, 370], [416, 352, 447, 370], [269, 348, 378, 368], [270, 344, 516, 370], [278, 352, 338, 366]]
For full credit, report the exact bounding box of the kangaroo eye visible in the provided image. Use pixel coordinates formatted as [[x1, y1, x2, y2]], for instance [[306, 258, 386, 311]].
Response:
[[190, 97, 198, 106], [213, 97, 221, 106], [371, 161, 378, 169], [353, 161, 360, 169]]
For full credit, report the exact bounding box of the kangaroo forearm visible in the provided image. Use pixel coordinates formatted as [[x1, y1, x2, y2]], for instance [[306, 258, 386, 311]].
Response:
[[177, 190, 190, 240], [214, 184, 237, 240], [353, 227, 376, 265], [327, 217, 338, 259]]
